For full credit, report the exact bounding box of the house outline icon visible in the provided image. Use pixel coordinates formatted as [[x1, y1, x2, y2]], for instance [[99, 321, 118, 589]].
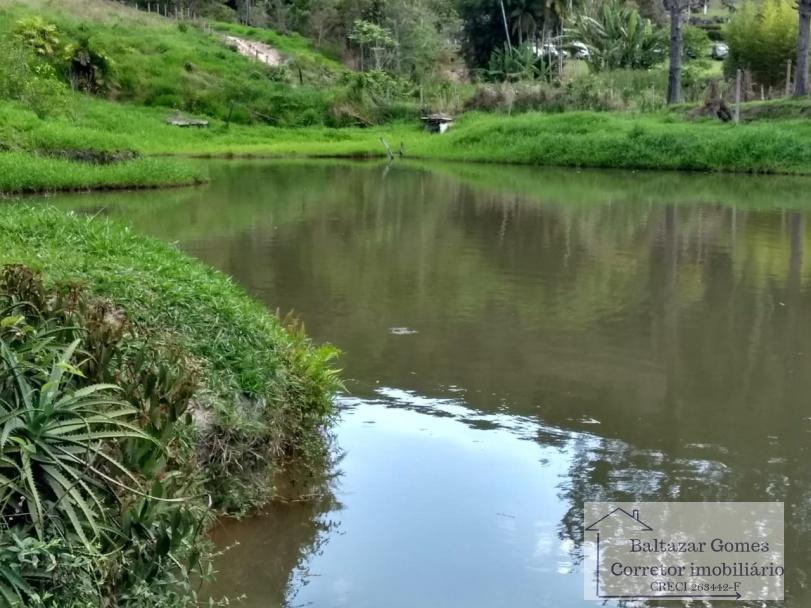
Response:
[[585, 507, 653, 532]]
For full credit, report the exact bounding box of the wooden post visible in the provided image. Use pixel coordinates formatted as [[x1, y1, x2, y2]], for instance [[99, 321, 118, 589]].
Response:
[[786, 58, 793, 96], [379, 137, 395, 161], [734, 69, 741, 124]]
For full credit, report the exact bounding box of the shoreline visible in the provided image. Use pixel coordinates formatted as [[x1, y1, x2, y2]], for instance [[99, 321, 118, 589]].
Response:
[[8, 95, 811, 195]]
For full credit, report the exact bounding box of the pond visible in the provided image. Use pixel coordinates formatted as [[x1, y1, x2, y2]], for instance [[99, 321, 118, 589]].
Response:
[[46, 160, 811, 607]]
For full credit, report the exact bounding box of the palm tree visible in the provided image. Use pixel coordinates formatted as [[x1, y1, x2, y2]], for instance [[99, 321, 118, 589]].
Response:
[[509, 0, 540, 45]]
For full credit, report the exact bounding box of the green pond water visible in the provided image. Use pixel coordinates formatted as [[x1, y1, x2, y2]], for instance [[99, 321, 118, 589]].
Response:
[[45, 160, 811, 607]]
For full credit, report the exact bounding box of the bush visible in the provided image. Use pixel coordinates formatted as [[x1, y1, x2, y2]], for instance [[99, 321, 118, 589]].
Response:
[[683, 26, 711, 60], [0, 265, 212, 607], [725, 0, 797, 89], [463, 70, 667, 114], [483, 44, 551, 83], [0, 39, 70, 118], [567, 0, 665, 72]]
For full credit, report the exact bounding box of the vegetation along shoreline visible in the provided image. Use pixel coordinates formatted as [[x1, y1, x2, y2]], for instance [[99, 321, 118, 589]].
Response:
[[5, 0, 811, 194], [0, 205, 342, 605], [3, 0, 811, 603]]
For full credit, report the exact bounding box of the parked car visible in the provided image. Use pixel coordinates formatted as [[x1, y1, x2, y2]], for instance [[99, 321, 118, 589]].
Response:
[[711, 42, 729, 60], [534, 43, 566, 59], [569, 41, 590, 60]]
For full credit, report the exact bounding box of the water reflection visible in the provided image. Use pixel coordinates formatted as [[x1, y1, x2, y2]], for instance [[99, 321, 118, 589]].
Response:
[[41, 161, 811, 606]]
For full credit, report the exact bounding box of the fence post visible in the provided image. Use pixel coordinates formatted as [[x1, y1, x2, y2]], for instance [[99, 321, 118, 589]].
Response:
[[786, 59, 792, 96], [734, 69, 742, 124]]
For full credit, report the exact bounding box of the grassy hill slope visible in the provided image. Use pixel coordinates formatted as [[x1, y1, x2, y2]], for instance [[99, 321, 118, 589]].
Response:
[[0, 0, 345, 125]]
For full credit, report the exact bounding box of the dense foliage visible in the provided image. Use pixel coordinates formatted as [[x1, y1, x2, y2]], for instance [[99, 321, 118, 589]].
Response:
[[0, 207, 342, 605], [484, 44, 552, 82], [568, 1, 664, 72], [0, 265, 211, 606], [725, 0, 797, 89]]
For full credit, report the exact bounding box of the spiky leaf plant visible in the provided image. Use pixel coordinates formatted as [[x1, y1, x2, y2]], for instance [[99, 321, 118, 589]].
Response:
[[0, 330, 155, 554]]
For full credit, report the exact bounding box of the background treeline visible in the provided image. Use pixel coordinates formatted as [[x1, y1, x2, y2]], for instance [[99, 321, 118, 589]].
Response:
[[2, 0, 809, 128], [110, 0, 808, 111]]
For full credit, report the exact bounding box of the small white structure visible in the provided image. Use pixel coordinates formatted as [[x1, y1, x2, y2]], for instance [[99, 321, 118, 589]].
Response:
[[421, 113, 455, 134]]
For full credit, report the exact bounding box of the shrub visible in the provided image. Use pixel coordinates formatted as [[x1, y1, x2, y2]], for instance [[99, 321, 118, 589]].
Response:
[[483, 44, 552, 83], [11, 16, 60, 59], [682, 26, 711, 60], [0, 40, 70, 118], [725, 0, 797, 89], [0, 265, 213, 607], [567, 0, 664, 72]]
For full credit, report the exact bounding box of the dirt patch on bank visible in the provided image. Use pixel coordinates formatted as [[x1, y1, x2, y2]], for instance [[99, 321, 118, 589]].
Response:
[[224, 35, 283, 66]]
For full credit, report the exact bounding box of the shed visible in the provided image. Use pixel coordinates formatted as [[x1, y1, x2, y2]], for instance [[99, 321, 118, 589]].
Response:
[[421, 113, 454, 134]]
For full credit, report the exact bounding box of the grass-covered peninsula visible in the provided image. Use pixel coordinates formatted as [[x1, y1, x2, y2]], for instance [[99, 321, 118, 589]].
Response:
[[0, 205, 341, 605]]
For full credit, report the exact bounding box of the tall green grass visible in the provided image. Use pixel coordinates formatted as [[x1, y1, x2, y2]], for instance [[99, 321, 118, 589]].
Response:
[[413, 111, 811, 173], [7, 92, 811, 180], [0, 151, 205, 194], [0, 0, 343, 125]]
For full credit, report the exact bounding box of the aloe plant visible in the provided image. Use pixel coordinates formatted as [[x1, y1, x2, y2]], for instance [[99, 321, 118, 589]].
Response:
[[0, 267, 221, 606], [0, 329, 154, 554]]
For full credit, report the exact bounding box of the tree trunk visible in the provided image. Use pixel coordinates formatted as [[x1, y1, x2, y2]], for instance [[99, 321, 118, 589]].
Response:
[[667, 3, 683, 104], [795, 1, 811, 96]]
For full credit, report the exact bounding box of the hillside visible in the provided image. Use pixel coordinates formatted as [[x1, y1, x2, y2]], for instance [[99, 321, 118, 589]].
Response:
[[0, 0, 347, 125]]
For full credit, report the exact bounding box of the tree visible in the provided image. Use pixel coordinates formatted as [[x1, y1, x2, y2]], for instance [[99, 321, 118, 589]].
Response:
[[796, 0, 811, 94], [726, 0, 797, 90], [348, 19, 396, 70], [459, 0, 577, 68], [459, 0, 518, 67], [384, 0, 460, 82], [309, 0, 340, 47], [509, 0, 541, 45], [663, 0, 689, 104]]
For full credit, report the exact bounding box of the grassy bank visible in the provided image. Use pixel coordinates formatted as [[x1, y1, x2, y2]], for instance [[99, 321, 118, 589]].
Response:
[[0, 205, 341, 502], [3, 0, 811, 193], [7, 95, 811, 181], [0, 150, 205, 194], [0, 0, 345, 123], [0, 205, 340, 605]]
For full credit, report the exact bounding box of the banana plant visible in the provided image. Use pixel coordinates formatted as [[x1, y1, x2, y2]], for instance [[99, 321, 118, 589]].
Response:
[[567, 0, 665, 72]]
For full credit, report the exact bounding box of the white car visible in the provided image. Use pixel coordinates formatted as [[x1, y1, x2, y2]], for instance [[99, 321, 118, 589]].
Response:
[[534, 43, 566, 59], [570, 41, 590, 60], [711, 42, 729, 60]]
